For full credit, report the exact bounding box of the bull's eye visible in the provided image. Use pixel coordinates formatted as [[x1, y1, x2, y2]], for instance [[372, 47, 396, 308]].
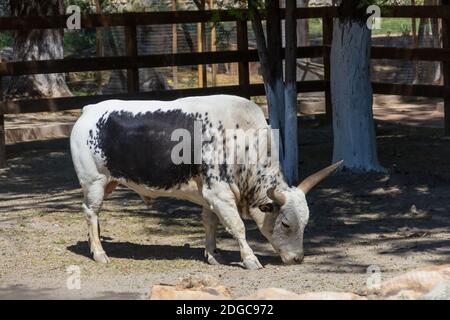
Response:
[[259, 203, 274, 212], [281, 221, 290, 229]]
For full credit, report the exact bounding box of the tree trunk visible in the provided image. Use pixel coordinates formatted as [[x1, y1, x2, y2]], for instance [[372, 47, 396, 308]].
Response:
[[431, 16, 442, 83], [0, 1, 9, 168], [248, 0, 299, 185], [7, 0, 71, 98], [265, 0, 287, 174], [413, 17, 430, 84], [427, 0, 442, 84], [265, 0, 285, 130], [331, 17, 384, 172], [284, 0, 299, 185], [296, 0, 308, 47], [0, 0, 9, 16]]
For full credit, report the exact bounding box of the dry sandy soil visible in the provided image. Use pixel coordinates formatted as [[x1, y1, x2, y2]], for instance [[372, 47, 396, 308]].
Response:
[[1, 119, 450, 300]]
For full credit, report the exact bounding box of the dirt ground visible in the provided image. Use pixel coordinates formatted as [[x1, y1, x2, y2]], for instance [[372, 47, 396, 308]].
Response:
[[1, 117, 450, 299]]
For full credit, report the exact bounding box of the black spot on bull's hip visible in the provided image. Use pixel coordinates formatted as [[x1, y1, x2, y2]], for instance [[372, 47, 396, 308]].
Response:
[[95, 110, 200, 190]]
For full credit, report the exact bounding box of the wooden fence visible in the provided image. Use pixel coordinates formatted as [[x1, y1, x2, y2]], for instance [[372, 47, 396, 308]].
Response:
[[0, 5, 449, 167]]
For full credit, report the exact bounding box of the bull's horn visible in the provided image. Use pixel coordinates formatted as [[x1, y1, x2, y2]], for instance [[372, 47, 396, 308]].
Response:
[[298, 160, 344, 195], [267, 187, 286, 206]]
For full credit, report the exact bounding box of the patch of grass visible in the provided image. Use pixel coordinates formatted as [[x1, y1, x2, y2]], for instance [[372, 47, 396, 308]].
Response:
[[308, 18, 323, 39], [308, 18, 420, 39], [373, 18, 417, 36]]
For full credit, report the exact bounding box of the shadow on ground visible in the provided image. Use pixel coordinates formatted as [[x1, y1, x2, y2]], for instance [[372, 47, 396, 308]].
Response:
[[67, 240, 281, 267], [1, 122, 450, 269]]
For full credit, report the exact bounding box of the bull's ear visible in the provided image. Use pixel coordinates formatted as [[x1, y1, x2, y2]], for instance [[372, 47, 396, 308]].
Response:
[[267, 187, 286, 206], [298, 160, 344, 195]]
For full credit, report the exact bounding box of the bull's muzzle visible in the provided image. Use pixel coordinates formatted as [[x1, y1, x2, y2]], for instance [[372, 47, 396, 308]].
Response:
[[280, 252, 304, 264]]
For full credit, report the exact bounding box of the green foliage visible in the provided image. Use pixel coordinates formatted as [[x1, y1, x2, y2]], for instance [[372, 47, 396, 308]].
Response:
[[64, 30, 96, 55], [399, 23, 411, 36], [308, 17, 421, 37], [359, 0, 420, 6], [64, 0, 95, 13], [359, 0, 391, 6], [0, 31, 13, 49]]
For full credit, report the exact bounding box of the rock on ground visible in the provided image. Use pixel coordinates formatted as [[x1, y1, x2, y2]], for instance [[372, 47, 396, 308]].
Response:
[[365, 264, 450, 300], [150, 266, 450, 300], [150, 275, 233, 300], [239, 288, 365, 300], [149, 276, 364, 300]]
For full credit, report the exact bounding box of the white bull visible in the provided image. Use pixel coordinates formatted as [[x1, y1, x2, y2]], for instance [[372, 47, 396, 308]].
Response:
[[70, 95, 342, 269]]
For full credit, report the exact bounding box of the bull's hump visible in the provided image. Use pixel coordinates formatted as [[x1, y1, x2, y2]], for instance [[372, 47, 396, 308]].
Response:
[[93, 109, 200, 190]]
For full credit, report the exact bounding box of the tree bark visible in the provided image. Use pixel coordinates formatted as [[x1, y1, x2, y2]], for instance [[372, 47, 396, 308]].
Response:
[[0, 0, 9, 16], [284, 0, 299, 185], [296, 0, 308, 47], [331, 2, 384, 172], [248, 0, 283, 136], [248, 0, 299, 185], [7, 0, 71, 99], [0, 1, 8, 168], [265, 0, 287, 172]]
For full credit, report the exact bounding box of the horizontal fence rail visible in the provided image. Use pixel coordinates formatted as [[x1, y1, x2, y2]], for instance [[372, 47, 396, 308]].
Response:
[[0, 7, 340, 30], [4, 45, 450, 77], [1, 6, 450, 30], [0, 46, 325, 76], [0, 81, 326, 114], [372, 83, 446, 98]]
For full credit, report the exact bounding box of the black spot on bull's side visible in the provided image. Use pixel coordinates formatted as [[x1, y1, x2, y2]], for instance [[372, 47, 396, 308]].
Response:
[[95, 110, 200, 190]]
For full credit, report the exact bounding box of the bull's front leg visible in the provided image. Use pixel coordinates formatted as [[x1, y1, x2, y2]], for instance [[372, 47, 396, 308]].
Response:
[[202, 184, 263, 270], [202, 207, 225, 265]]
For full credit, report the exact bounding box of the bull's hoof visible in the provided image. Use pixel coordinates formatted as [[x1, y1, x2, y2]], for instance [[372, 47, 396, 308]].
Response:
[[93, 251, 110, 264], [205, 249, 225, 266], [242, 255, 263, 270]]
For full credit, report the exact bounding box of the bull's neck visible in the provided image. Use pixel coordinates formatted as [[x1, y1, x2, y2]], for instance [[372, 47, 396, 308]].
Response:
[[241, 164, 289, 207]]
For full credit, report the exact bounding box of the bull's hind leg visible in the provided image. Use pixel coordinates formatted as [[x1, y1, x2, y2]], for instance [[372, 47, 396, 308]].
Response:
[[82, 176, 110, 264], [202, 207, 225, 265]]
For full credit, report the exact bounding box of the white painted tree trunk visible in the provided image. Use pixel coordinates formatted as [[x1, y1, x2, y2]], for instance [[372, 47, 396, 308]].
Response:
[[330, 19, 384, 172]]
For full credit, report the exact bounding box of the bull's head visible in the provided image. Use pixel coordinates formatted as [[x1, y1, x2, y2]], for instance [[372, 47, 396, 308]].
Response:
[[252, 161, 343, 264]]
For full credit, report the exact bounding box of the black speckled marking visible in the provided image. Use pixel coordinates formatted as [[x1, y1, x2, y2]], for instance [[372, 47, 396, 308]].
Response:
[[93, 109, 200, 190]]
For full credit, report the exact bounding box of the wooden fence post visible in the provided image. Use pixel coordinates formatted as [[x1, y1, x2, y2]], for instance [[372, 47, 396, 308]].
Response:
[[197, 0, 207, 88], [95, 0, 104, 92], [443, 0, 450, 136], [209, 0, 217, 86], [237, 20, 250, 99], [172, 0, 178, 89], [124, 25, 139, 94], [322, 16, 333, 124]]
